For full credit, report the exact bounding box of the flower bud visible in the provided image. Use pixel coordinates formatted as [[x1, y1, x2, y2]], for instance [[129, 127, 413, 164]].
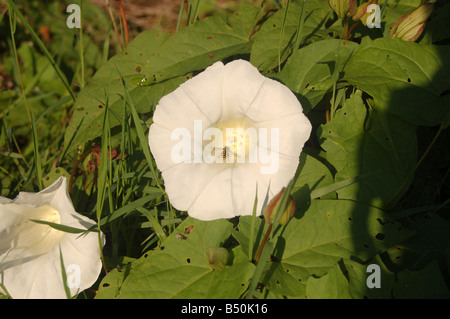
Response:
[[206, 247, 229, 270], [328, 0, 357, 19], [352, 0, 377, 26], [263, 187, 295, 226], [389, 1, 435, 42]]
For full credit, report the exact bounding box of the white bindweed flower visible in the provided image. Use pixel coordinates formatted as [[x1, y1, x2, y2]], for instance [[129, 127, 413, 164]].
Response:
[[0, 177, 104, 299], [149, 60, 311, 221]]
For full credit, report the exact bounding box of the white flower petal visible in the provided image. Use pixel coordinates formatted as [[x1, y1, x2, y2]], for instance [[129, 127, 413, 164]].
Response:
[[245, 77, 305, 122], [255, 152, 301, 195], [230, 152, 300, 217], [161, 163, 224, 212], [149, 123, 199, 172], [3, 252, 65, 299], [152, 86, 213, 132], [152, 61, 224, 132], [254, 113, 312, 158], [230, 164, 273, 216], [188, 168, 235, 221], [222, 60, 266, 120], [179, 61, 225, 124]]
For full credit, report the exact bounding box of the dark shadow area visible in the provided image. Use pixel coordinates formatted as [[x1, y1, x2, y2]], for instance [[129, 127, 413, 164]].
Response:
[[348, 20, 450, 298]]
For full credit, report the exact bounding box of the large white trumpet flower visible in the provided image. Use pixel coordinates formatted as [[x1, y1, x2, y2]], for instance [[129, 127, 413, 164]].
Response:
[[149, 60, 312, 221], [0, 177, 103, 299]]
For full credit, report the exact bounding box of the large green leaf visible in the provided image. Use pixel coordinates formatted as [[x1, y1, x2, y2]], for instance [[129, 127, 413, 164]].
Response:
[[318, 91, 417, 208], [233, 199, 413, 298], [343, 37, 450, 126], [277, 39, 359, 112], [63, 29, 180, 154], [137, 3, 259, 85], [292, 153, 335, 211], [344, 255, 395, 299], [305, 263, 351, 299], [279, 200, 413, 275], [63, 4, 259, 154], [100, 217, 255, 298], [250, 0, 331, 72]]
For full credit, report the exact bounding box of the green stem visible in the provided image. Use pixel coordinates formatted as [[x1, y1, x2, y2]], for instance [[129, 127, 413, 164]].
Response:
[[293, 0, 307, 50], [8, 3, 31, 124], [0, 282, 12, 299], [342, 16, 349, 40], [344, 20, 360, 40], [277, 0, 290, 72], [176, 0, 186, 32], [79, 0, 85, 88]]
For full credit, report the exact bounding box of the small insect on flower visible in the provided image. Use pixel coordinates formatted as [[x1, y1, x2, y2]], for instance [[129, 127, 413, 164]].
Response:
[[222, 146, 235, 160], [217, 146, 240, 161]]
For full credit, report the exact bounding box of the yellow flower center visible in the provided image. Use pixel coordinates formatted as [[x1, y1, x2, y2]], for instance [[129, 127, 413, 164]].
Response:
[[205, 117, 257, 164], [8, 204, 65, 256]]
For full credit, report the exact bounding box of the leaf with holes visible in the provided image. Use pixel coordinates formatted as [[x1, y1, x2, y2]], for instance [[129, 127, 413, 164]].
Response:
[[233, 199, 413, 298], [343, 37, 450, 126], [317, 91, 417, 208], [100, 217, 255, 298], [344, 255, 394, 299], [64, 3, 259, 155], [63, 29, 183, 155], [137, 2, 259, 85], [292, 152, 335, 212], [277, 39, 359, 113], [305, 263, 351, 299]]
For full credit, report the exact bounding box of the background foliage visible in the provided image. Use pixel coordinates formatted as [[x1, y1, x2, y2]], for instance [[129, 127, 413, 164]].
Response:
[[1, 0, 449, 298]]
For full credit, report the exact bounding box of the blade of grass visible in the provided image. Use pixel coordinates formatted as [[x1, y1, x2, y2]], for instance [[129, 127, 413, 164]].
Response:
[[98, 192, 164, 226], [271, 164, 301, 237], [293, 0, 307, 50], [118, 0, 129, 46], [105, 0, 122, 50], [8, 1, 31, 123], [78, 0, 85, 88], [137, 207, 167, 242], [309, 174, 371, 199], [248, 183, 258, 261], [0, 282, 12, 299], [245, 241, 273, 299], [102, 24, 112, 65], [176, 0, 186, 32], [277, 0, 290, 72], [59, 246, 72, 299], [29, 219, 97, 234], [115, 67, 165, 195], [31, 113, 44, 190], [189, 0, 201, 25], [7, 0, 76, 101], [96, 102, 110, 274]]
